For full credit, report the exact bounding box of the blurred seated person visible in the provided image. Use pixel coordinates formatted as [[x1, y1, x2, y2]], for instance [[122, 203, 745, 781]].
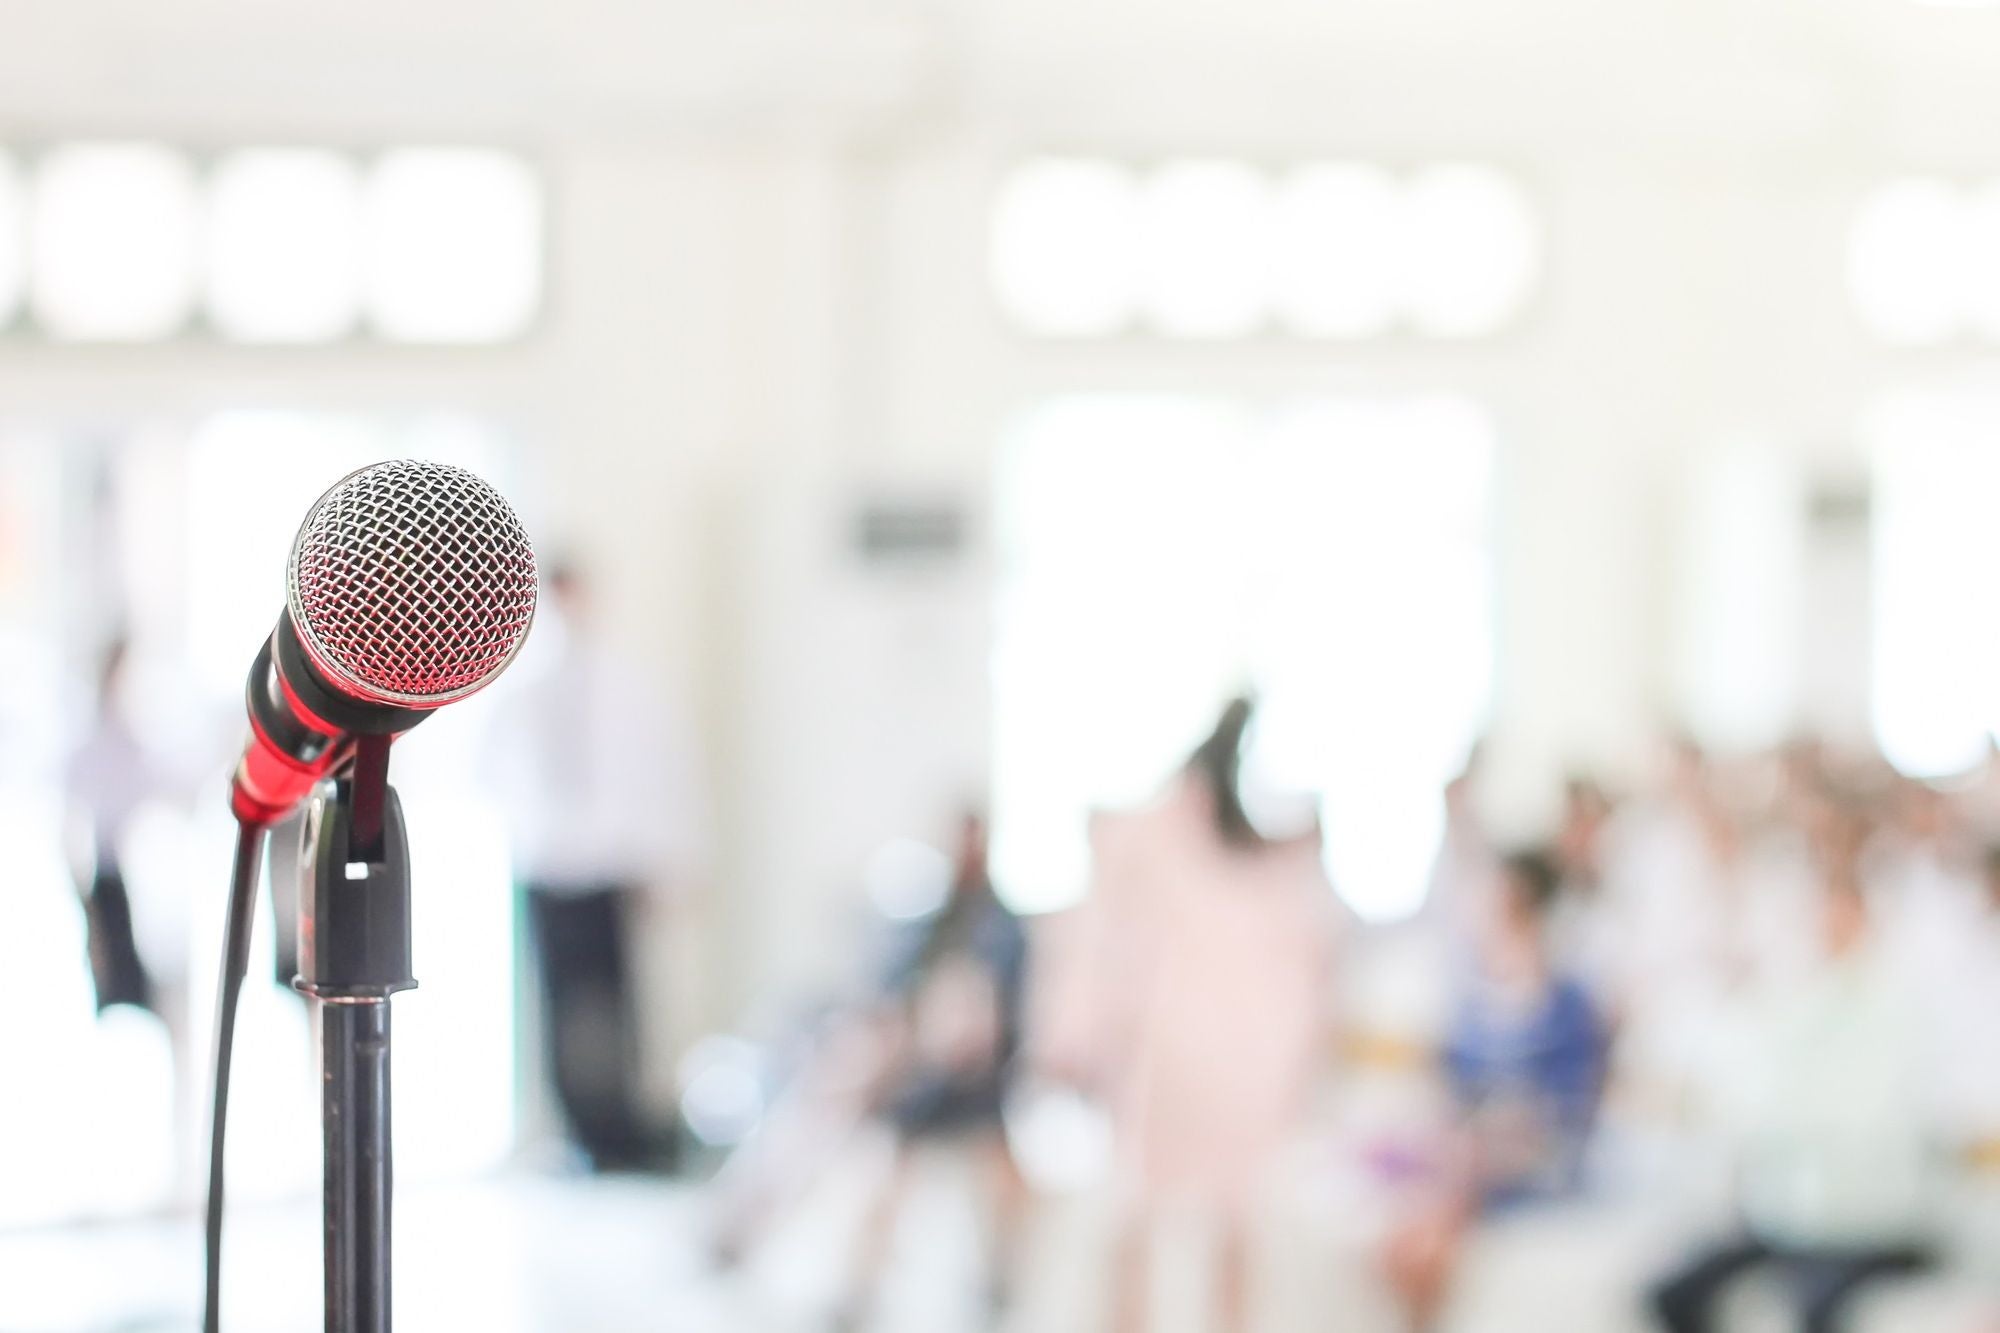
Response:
[[1648, 859, 1937, 1333], [1383, 848, 1609, 1333], [839, 810, 1031, 1329], [1899, 845, 2000, 1207], [1420, 741, 1496, 946], [1548, 774, 1621, 1006]]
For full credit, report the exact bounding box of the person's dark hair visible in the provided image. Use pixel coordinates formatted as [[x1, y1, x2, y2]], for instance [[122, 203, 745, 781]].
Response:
[[1982, 843, 2000, 888], [1563, 773, 1607, 806], [545, 554, 584, 596], [96, 634, 131, 702], [1500, 847, 1563, 917], [1188, 694, 1261, 848]]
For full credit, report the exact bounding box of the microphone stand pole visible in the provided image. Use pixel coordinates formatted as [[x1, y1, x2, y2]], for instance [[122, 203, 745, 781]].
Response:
[[295, 735, 411, 1333]]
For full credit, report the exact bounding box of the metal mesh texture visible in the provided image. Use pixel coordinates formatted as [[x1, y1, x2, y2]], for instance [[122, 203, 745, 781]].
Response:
[[287, 460, 538, 706]]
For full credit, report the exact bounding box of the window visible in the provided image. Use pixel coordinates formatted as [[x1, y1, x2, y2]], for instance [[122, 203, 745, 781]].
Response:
[[1139, 160, 1272, 338], [990, 158, 1144, 337], [1849, 178, 1971, 345], [993, 394, 1494, 921], [1869, 389, 2000, 776], [0, 152, 22, 327], [1403, 165, 1540, 338], [1272, 164, 1402, 337], [1845, 177, 2000, 345], [0, 141, 543, 345], [364, 149, 543, 344], [30, 144, 201, 342], [991, 156, 1540, 341], [206, 150, 364, 343]]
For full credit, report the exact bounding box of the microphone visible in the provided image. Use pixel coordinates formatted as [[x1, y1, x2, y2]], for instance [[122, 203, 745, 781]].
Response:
[[206, 459, 537, 1333], [228, 459, 539, 826]]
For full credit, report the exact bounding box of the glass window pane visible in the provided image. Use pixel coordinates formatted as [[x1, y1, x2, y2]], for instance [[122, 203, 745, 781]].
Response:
[[990, 158, 1143, 337], [0, 153, 22, 326], [1403, 164, 1539, 337], [206, 149, 364, 343], [1138, 160, 1272, 338], [993, 394, 1494, 921], [30, 144, 200, 341], [1869, 390, 2000, 776], [365, 149, 542, 343], [1271, 163, 1402, 338], [1849, 178, 1969, 346], [1962, 183, 2000, 343]]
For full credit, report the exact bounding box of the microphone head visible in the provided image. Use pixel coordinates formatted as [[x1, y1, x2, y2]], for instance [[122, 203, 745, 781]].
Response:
[[287, 459, 539, 708]]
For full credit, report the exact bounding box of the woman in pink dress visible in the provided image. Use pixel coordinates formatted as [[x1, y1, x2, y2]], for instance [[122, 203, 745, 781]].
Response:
[[1057, 697, 1338, 1333]]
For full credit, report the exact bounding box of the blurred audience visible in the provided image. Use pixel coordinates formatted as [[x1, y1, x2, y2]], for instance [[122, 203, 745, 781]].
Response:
[[44, 609, 2000, 1333]]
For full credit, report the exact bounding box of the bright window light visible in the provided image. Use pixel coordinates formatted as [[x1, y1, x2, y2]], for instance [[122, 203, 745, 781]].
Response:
[[185, 412, 385, 694], [994, 395, 1493, 920], [1675, 445, 1806, 751], [365, 148, 542, 343], [991, 156, 1540, 341], [1138, 159, 1273, 338], [0, 153, 22, 325], [1869, 390, 2000, 777], [206, 149, 364, 343], [29, 143, 200, 341], [1849, 178, 1969, 346], [1962, 182, 2000, 343], [990, 158, 1144, 337], [1403, 164, 1539, 337], [1271, 163, 1402, 338]]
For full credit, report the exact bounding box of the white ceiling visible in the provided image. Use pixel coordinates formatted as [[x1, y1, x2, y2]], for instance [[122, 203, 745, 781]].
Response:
[[0, 0, 1998, 160]]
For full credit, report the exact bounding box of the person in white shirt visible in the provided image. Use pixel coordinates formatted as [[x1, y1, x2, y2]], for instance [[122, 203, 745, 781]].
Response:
[[492, 560, 703, 1171], [64, 638, 161, 1016], [1648, 835, 1938, 1333]]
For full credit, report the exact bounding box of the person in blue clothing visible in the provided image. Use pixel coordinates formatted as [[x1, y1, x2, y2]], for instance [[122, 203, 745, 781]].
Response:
[[1383, 847, 1610, 1331]]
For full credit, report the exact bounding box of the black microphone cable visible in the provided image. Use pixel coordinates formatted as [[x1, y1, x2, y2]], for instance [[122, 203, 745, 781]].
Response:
[[203, 818, 271, 1333]]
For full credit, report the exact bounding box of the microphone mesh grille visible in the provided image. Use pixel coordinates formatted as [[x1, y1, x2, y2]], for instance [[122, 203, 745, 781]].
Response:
[[287, 460, 539, 706]]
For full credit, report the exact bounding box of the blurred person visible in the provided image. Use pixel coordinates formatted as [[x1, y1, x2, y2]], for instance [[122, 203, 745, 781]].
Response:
[[63, 636, 159, 1017], [1900, 843, 2000, 1165], [1420, 741, 1498, 945], [1381, 848, 1609, 1333], [704, 811, 1030, 1330], [1868, 778, 1978, 994], [1058, 696, 1336, 1333], [1553, 775, 1614, 893], [1598, 733, 1757, 1101], [1647, 849, 1938, 1333], [1547, 774, 1620, 1002], [1601, 735, 1740, 1005], [836, 810, 1031, 1331], [1958, 735, 2000, 843], [493, 558, 701, 1172]]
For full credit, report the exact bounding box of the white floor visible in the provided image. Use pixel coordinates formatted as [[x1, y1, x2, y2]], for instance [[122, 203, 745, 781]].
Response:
[[0, 1166, 1991, 1333]]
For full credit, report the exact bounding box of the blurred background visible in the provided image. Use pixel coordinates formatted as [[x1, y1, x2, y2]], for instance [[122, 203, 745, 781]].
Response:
[[8, 0, 2000, 1330]]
